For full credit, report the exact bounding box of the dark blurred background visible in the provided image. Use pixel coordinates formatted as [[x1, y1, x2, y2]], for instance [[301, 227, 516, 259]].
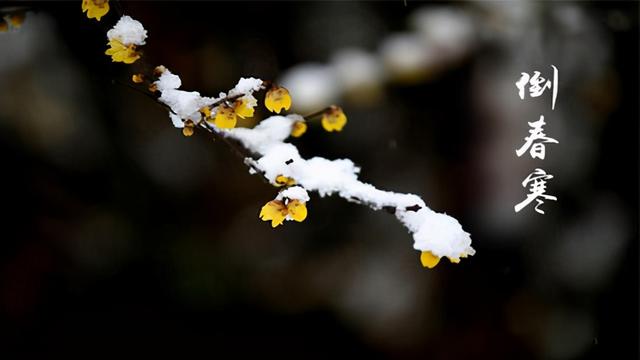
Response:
[[0, 1, 637, 358]]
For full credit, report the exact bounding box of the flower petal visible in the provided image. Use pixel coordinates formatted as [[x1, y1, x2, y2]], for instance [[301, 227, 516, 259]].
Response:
[[259, 200, 288, 228], [286, 200, 307, 222], [213, 104, 237, 129]]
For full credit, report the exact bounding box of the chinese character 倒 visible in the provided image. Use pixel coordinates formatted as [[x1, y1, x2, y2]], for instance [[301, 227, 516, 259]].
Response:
[[515, 65, 558, 110]]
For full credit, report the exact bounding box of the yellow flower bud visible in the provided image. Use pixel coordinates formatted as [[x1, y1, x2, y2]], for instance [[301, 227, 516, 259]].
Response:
[[132, 74, 144, 83], [82, 0, 110, 21], [182, 120, 195, 137], [420, 251, 440, 269], [182, 127, 194, 137], [321, 106, 347, 132], [290, 121, 307, 138], [265, 86, 292, 114], [275, 175, 296, 187]]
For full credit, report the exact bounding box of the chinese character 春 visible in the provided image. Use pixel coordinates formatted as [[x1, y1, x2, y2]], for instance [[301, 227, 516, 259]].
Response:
[[515, 115, 559, 159], [515, 65, 558, 110], [514, 168, 557, 214]]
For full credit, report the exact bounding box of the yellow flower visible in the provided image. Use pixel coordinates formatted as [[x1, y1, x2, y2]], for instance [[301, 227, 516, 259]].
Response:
[[105, 39, 140, 64], [321, 106, 347, 132], [420, 251, 440, 269], [234, 97, 256, 119], [275, 175, 296, 187], [212, 104, 236, 129], [265, 86, 292, 114], [291, 121, 307, 138], [82, 0, 110, 21], [259, 199, 308, 228]]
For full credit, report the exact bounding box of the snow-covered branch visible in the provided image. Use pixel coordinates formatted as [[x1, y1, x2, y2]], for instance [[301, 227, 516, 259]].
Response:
[[87, 3, 474, 268]]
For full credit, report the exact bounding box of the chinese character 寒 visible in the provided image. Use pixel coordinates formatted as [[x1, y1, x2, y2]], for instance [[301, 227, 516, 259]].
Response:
[[514, 168, 557, 214]]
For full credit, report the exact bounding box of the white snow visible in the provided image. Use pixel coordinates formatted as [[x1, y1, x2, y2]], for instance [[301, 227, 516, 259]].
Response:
[[159, 89, 210, 122], [155, 72, 264, 127], [155, 69, 182, 92], [240, 94, 257, 108], [228, 77, 263, 97], [226, 114, 475, 261], [107, 15, 147, 46], [169, 113, 184, 128], [154, 68, 217, 125], [277, 186, 310, 202]]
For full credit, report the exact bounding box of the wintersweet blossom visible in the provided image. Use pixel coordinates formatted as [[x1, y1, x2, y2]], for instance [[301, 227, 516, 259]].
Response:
[[259, 199, 308, 227], [265, 86, 292, 113], [259, 186, 310, 227], [290, 120, 307, 137], [321, 105, 348, 132], [209, 95, 257, 129], [105, 39, 140, 64], [82, 0, 109, 21], [105, 15, 147, 64]]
